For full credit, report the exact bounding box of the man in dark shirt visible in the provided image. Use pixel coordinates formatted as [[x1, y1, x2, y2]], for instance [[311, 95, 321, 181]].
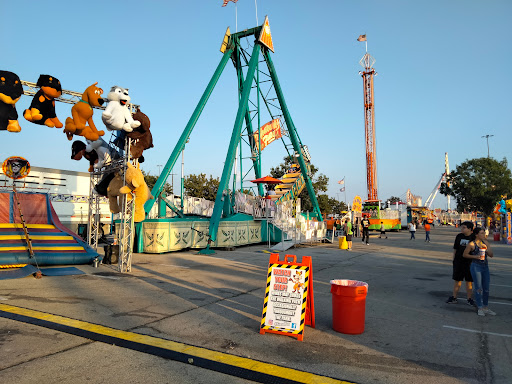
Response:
[[361, 216, 370, 245], [446, 221, 475, 305]]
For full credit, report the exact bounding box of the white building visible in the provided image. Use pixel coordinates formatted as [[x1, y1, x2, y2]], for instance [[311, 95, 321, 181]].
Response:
[[0, 166, 111, 233]]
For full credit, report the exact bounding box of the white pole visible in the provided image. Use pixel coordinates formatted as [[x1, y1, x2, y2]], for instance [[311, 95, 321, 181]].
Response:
[[344, 176, 347, 206], [255, 0, 259, 25], [365, 40, 368, 53]]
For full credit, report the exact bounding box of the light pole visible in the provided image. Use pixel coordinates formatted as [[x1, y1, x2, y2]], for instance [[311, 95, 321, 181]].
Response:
[[481, 134, 494, 158], [157, 164, 162, 175]]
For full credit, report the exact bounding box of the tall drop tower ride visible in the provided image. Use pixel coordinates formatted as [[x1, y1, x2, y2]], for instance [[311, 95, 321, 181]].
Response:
[[360, 50, 378, 201]]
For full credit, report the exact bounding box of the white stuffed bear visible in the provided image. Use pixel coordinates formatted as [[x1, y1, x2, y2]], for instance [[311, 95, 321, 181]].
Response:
[[101, 86, 141, 132], [86, 138, 112, 170]]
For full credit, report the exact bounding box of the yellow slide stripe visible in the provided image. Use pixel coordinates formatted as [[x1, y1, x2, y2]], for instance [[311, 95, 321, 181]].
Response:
[[0, 246, 83, 251], [0, 235, 74, 240], [0, 224, 55, 229], [0, 304, 354, 384]]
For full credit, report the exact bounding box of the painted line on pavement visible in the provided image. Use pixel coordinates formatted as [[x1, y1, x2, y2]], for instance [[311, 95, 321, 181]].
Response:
[[490, 284, 512, 288], [89, 275, 120, 280], [0, 303, 355, 384], [488, 301, 512, 306], [443, 325, 512, 338]]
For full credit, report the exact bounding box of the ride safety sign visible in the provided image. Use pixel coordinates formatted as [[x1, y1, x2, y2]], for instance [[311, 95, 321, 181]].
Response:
[[260, 254, 315, 341]]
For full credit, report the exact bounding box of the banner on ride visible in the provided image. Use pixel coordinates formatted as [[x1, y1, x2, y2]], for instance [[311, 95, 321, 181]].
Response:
[[253, 119, 282, 151]]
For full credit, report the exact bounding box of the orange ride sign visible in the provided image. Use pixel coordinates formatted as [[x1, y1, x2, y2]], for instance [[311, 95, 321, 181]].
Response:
[[253, 118, 281, 151], [258, 16, 274, 52], [260, 253, 315, 341], [352, 195, 362, 212]]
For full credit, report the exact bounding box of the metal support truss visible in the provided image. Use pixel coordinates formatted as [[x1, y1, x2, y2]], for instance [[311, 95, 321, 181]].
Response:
[[118, 137, 135, 273], [87, 171, 102, 250], [87, 137, 135, 273], [21, 81, 140, 113], [118, 193, 135, 273]]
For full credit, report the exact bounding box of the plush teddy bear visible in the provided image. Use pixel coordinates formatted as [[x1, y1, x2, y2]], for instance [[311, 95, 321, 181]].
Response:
[[102, 86, 141, 133], [64, 82, 105, 141], [127, 107, 153, 160], [24, 74, 63, 128], [107, 162, 152, 222], [106, 171, 125, 215], [0, 70, 23, 132], [120, 162, 152, 222]]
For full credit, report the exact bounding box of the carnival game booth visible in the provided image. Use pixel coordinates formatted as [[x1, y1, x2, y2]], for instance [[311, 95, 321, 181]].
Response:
[[0, 191, 98, 265]]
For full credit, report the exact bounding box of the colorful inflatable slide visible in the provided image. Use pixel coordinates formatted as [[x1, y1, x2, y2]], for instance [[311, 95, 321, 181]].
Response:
[[0, 191, 98, 265]]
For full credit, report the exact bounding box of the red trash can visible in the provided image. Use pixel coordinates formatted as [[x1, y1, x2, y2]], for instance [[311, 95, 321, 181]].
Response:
[[494, 232, 500, 241], [330, 279, 368, 334]]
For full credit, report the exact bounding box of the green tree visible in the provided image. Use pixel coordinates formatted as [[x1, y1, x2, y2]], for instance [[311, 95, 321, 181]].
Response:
[[387, 196, 402, 204], [440, 157, 512, 216], [318, 195, 348, 215], [184, 173, 220, 201], [270, 156, 328, 212], [142, 171, 173, 196]]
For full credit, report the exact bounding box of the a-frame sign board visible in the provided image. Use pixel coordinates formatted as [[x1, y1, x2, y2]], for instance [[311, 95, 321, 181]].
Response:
[[260, 253, 315, 341]]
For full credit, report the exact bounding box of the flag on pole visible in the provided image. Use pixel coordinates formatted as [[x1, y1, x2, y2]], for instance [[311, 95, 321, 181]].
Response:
[[357, 34, 367, 42], [338, 178, 345, 185], [340, 187, 345, 192], [222, 0, 238, 6]]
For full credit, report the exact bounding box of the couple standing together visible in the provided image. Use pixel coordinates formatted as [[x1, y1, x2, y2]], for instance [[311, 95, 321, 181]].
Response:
[[447, 221, 496, 316]]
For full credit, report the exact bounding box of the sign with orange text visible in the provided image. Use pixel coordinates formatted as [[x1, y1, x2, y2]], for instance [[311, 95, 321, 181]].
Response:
[[352, 195, 362, 212], [260, 254, 314, 341], [253, 119, 282, 151]]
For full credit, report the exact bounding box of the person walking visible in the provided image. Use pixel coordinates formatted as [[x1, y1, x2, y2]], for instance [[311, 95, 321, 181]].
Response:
[[352, 218, 359, 238], [463, 227, 495, 316], [408, 221, 416, 240], [361, 215, 370, 245], [424, 222, 431, 242], [344, 218, 353, 251], [446, 221, 475, 306], [379, 221, 387, 239]]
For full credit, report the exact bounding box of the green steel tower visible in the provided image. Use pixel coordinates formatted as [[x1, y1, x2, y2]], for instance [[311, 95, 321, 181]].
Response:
[[143, 17, 322, 254]]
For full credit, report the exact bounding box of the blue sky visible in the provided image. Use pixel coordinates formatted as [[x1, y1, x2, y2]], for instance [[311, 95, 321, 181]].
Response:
[[2, 0, 510, 210]]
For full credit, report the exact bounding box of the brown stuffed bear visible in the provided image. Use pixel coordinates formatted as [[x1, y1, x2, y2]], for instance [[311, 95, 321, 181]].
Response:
[[106, 172, 125, 215], [64, 82, 105, 141], [127, 107, 153, 160], [119, 162, 152, 222], [107, 163, 152, 222]]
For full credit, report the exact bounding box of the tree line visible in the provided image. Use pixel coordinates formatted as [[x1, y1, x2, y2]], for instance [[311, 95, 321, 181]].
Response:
[[143, 156, 512, 217]]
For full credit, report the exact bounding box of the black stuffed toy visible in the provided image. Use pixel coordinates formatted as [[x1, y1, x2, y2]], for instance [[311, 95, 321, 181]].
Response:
[[0, 70, 23, 132], [24, 74, 63, 128], [71, 140, 98, 172]]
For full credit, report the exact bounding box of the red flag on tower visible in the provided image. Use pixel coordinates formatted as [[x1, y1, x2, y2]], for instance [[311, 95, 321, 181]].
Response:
[[222, 0, 238, 6]]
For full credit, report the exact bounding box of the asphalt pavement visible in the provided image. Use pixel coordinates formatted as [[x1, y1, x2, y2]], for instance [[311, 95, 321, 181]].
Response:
[[0, 226, 511, 384]]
